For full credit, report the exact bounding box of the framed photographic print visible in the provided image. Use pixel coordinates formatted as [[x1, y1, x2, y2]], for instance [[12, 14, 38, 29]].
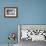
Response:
[[18, 24, 46, 42], [4, 7, 18, 18]]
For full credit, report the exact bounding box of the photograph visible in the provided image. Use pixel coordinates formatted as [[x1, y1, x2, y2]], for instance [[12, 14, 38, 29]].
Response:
[[4, 7, 18, 18], [18, 25, 46, 41]]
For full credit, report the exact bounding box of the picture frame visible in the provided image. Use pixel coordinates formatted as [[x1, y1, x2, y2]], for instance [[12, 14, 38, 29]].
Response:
[[18, 24, 46, 42], [4, 7, 18, 18]]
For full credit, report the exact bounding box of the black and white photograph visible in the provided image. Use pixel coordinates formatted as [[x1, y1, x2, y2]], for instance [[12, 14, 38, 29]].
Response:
[[4, 7, 18, 18], [18, 25, 46, 46]]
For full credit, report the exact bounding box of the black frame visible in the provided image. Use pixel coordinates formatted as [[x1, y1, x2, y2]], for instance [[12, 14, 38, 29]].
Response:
[[4, 7, 18, 18]]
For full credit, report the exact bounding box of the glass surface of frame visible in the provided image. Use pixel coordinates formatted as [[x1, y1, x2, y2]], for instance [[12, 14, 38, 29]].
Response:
[[18, 24, 46, 42], [4, 7, 18, 18]]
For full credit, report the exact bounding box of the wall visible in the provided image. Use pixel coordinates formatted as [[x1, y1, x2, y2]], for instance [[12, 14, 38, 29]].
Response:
[[0, 0, 46, 45]]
